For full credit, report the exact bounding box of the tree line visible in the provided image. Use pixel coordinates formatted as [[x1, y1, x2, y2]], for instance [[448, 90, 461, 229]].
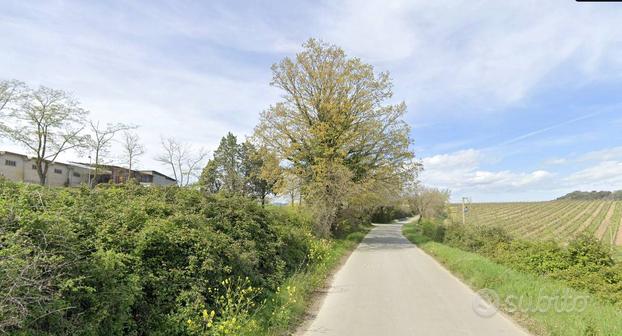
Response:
[[2, 39, 424, 237], [557, 190, 622, 201]]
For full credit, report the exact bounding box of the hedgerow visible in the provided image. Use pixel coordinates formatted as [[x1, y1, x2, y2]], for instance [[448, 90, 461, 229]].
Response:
[[0, 179, 320, 335], [412, 219, 622, 307]]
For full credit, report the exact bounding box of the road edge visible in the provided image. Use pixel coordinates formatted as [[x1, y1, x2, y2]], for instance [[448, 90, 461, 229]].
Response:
[[292, 227, 372, 335]]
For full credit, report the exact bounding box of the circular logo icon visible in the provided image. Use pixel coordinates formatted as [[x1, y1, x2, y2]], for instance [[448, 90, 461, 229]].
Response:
[[472, 288, 499, 318]]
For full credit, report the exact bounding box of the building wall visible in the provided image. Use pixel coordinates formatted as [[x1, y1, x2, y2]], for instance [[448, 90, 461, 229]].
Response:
[[1, 152, 92, 187], [0, 152, 26, 181], [23, 158, 41, 184], [1, 152, 173, 187]]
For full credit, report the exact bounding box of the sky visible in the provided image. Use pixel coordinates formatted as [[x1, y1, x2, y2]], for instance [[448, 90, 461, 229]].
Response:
[[1, 0, 622, 202]]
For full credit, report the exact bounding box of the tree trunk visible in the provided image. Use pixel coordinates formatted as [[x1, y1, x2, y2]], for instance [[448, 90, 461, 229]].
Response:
[[128, 160, 132, 183], [37, 162, 47, 186]]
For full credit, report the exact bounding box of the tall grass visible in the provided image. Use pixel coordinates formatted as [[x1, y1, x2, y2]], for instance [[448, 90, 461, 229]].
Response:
[[403, 222, 622, 336], [244, 229, 370, 335]]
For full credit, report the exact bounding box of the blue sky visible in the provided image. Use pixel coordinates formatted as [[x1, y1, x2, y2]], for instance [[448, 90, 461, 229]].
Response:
[[1, 0, 622, 201]]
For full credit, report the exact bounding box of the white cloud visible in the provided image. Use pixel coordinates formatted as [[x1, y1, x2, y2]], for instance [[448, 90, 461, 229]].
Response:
[[419, 145, 622, 201], [565, 161, 622, 187], [320, 0, 622, 111], [579, 146, 622, 162], [422, 149, 480, 172], [0, 1, 287, 176], [544, 158, 567, 165], [420, 149, 553, 195]]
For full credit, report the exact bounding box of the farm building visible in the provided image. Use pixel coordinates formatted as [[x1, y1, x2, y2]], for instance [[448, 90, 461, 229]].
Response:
[[0, 150, 176, 187], [0, 150, 94, 187], [75, 163, 177, 186]]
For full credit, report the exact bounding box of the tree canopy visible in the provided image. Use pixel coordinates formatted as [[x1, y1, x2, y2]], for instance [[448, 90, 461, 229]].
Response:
[[255, 39, 418, 235], [199, 132, 279, 206], [0, 84, 89, 185]]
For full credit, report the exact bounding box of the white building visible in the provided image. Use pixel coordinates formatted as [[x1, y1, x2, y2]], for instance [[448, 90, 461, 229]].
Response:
[[1, 150, 177, 187], [0, 150, 94, 187]]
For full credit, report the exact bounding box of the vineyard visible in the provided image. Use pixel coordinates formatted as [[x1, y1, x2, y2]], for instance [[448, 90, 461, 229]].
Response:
[[448, 200, 622, 247]]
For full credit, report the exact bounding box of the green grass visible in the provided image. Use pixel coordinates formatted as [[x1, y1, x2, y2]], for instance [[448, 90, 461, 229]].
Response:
[[402, 222, 622, 336], [247, 226, 371, 335]]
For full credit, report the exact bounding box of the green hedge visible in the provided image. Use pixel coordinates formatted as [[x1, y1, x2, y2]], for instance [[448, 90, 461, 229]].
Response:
[[411, 219, 622, 308], [402, 223, 622, 336], [370, 206, 411, 223], [0, 180, 319, 335]]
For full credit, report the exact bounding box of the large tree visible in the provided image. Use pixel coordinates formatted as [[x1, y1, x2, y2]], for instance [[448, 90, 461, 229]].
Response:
[[212, 132, 244, 193], [199, 132, 279, 206], [120, 131, 145, 181], [407, 186, 451, 222], [254, 39, 417, 235], [0, 85, 89, 185]]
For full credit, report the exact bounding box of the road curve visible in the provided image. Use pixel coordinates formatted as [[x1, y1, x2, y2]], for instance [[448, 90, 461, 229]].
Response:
[[299, 223, 530, 336]]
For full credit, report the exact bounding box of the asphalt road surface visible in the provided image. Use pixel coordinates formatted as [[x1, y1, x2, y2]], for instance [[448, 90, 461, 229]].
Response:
[[299, 222, 530, 336]]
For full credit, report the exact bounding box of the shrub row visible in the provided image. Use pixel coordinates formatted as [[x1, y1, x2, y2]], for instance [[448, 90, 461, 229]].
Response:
[[0, 179, 321, 335], [413, 219, 622, 307], [370, 206, 411, 224]]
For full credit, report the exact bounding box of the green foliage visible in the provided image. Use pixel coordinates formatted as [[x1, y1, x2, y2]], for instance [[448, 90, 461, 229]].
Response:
[[0, 179, 323, 335], [402, 222, 622, 336], [370, 206, 411, 223], [410, 219, 622, 307], [254, 39, 418, 236], [199, 132, 279, 206]]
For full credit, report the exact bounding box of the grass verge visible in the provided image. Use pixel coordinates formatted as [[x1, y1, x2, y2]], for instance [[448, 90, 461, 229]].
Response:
[[247, 227, 370, 336], [402, 222, 622, 336]]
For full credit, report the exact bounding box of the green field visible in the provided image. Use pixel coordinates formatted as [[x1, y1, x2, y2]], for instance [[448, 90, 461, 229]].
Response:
[[449, 200, 622, 247]]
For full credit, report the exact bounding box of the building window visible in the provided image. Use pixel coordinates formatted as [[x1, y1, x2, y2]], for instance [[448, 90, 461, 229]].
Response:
[[4, 160, 17, 167], [73, 172, 81, 178], [32, 164, 37, 170], [54, 168, 62, 174]]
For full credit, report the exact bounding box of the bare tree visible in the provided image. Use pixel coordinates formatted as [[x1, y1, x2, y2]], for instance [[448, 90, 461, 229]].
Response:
[[156, 137, 208, 187], [120, 131, 145, 181], [88, 121, 134, 185], [0, 80, 24, 114], [407, 186, 451, 222], [0, 85, 89, 185], [88, 120, 136, 181]]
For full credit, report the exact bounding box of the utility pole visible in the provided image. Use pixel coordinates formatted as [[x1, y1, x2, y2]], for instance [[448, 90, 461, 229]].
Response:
[[462, 197, 470, 225]]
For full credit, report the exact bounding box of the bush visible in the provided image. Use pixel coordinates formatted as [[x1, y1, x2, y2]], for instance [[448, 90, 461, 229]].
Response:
[[412, 219, 622, 307], [0, 180, 318, 335], [370, 206, 410, 223], [420, 220, 446, 242]]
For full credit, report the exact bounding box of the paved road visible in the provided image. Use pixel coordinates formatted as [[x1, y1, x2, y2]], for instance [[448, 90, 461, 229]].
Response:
[[299, 223, 530, 336]]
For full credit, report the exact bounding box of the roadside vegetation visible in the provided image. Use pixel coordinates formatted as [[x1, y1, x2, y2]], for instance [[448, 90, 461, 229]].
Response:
[[0, 179, 372, 335], [403, 216, 622, 335], [0, 39, 415, 335]]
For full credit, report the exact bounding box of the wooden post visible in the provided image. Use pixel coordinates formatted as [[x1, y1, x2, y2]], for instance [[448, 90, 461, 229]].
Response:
[[462, 197, 466, 225]]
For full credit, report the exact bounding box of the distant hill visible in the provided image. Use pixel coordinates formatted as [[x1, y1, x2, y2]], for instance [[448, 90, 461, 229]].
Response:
[[557, 190, 622, 200]]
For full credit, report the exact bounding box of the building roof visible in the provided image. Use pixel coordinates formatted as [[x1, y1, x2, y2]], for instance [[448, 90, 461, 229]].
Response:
[[0, 150, 29, 159], [139, 170, 177, 182], [2, 150, 97, 171], [71, 162, 177, 182]]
